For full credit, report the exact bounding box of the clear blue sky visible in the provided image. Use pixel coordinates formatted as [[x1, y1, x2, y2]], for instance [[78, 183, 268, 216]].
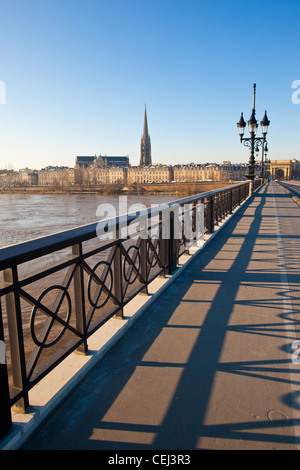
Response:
[[0, 0, 299, 170]]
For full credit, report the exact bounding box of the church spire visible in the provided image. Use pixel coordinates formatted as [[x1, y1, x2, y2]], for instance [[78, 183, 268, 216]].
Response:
[[140, 105, 152, 166], [143, 105, 149, 136]]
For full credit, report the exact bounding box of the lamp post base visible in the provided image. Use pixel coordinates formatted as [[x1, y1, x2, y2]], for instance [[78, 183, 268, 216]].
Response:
[[245, 169, 256, 181]]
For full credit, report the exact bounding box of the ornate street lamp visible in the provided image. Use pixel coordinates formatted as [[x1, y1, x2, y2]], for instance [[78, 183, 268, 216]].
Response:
[[237, 84, 270, 181]]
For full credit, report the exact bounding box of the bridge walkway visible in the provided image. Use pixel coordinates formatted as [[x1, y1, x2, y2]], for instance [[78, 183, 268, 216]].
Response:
[[22, 181, 300, 450]]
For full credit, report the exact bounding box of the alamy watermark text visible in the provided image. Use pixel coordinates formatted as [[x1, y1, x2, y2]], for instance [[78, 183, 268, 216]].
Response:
[[291, 80, 300, 104], [96, 197, 204, 245]]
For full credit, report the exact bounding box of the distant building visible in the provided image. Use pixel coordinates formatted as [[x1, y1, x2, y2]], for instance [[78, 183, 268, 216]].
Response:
[[75, 155, 129, 169], [18, 168, 38, 185], [172, 163, 248, 183], [0, 168, 39, 186], [38, 167, 74, 186], [75, 156, 96, 169], [127, 165, 172, 184], [139, 106, 152, 166], [270, 159, 300, 180], [94, 155, 129, 168], [28, 172, 38, 185]]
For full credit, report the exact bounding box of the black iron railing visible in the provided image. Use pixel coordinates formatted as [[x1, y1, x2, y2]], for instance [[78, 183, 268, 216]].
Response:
[[0, 181, 256, 440]]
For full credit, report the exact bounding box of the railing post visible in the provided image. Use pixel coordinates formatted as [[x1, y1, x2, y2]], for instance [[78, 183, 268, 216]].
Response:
[[229, 189, 233, 214], [249, 180, 253, 196], [140, 238, 149, 294], [168, 210, 178, 274], [0, 302, 12, 440], [208, 195, 215, 233], [158, 210, 168, 277], [188, 201, 197, 252], [3, 267, 29, 413], [114, 231, 124, 319], [221, 192, 224, 219], [138, 212, 149, 294], [215, 194, 218, 226], [72, 243, 88, 355]]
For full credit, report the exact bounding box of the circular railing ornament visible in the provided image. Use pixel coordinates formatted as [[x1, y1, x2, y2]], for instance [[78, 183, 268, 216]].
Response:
[[30, 285, 71, 349], [123, 245, 141, 284], [88, 260, 113, 309]]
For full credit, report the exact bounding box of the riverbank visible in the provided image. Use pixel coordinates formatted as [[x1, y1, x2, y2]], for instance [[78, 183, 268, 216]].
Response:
[[0, 181, 238, 196]]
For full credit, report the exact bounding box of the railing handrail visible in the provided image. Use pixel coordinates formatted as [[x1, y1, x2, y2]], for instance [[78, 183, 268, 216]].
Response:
[[0, 182, 249, 270]]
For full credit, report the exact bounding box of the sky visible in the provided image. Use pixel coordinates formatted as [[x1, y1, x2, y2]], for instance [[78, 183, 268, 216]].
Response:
[[0, 0, 299, 170]]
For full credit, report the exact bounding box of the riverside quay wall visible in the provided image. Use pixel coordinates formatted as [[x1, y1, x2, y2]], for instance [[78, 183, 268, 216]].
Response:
[[0, 181, 243, 196]]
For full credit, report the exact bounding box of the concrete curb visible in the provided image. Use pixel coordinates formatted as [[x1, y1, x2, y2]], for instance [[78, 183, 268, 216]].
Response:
[[0, 189, 256, 450], [279, 182, 300, 207]]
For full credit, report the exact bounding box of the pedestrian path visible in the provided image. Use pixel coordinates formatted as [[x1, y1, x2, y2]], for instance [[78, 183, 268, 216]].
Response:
[[22, 182, 300, 450]]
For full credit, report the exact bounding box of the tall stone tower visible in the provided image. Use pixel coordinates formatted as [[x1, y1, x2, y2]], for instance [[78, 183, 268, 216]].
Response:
[[139, 105, 152, 166]]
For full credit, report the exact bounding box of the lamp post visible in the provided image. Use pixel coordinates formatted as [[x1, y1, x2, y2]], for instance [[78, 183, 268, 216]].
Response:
[[237, 84, 270, 182], [261, 140, 269, 179]]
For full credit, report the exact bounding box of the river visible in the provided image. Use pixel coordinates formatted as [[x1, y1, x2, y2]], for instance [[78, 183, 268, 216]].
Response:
[[0, 192, 178, 249]]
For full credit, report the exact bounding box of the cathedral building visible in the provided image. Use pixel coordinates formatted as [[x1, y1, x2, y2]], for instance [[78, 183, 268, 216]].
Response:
[[139, 106, 152, 166]]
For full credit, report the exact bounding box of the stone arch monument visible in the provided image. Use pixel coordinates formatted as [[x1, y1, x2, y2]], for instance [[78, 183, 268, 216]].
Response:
[[270, 159, 300, 181]]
